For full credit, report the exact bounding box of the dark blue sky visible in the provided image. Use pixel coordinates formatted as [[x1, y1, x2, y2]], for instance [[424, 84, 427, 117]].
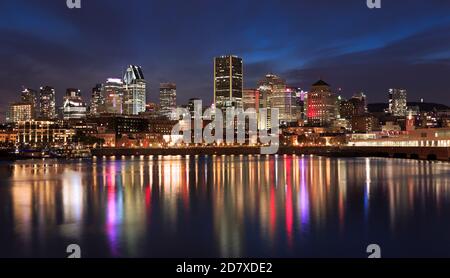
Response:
[[1, 0, 450, 117]]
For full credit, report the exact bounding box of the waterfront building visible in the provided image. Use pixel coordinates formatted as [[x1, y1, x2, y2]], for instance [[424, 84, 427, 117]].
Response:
[[90, 84, 105, 116], [123, 65, 146, 115], [7, 103, 34, 123], [350, 127, 450, 148], [39, 86, 56, 119], [63, 88, 87, 120], [87, 114, 149, 138], [307, 80, 339, 126], [214, 55, 243, 112], [0, 131, 17, 145], [16, 120, 75, 147], [103, 78, 124, 114], [159, 83, 177, 119], [388, 88, 408, 116], [148, 119, 179, 135]]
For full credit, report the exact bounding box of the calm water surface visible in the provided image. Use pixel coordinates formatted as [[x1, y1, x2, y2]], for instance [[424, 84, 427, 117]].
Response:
[[0, 155, 449, 258]]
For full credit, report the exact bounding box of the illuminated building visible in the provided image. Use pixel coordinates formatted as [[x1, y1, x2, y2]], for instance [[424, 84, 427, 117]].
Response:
[[159, 83, 177, 119], [352, 92, 367, 114], [257, 74, 298, 128], [7, 103, 34, 123], [39, 86, 56, 119], [406, 111, 415, 132], [0, 131, 17, 145], [307, 80, 339, 126], [148, 119, 179, 135], [20, 88, 37, 118], [340, 93, 367, 120], [187, 98, 201, 118], [90, 84, 105, 116], [214, 55, 243, 112], [350, 127, 450, 147], [242, 89, 259, 111], [63, 88, 87, 120], [103, 78, 124, 114], [339, 99, 354, 119], [87, 114, 149, 138], [289, 87, 306, 121], [16, 120, 75, 147], [350, 113, 380, 133], [123, 65, 146, 115], [388, 88, 408, 116]]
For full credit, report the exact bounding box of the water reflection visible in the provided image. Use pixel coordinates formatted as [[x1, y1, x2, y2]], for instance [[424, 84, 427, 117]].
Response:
[[0, 156, 450, 257]]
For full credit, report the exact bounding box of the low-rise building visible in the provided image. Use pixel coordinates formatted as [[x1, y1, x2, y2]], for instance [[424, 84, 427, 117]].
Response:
[[16, 120, 75, 147]]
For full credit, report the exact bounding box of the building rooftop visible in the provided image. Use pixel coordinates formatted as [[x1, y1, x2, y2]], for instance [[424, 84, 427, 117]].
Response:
[[312, 79, 330, 87]]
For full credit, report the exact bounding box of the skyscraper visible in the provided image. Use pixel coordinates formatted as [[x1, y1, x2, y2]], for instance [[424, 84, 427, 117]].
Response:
[[39, 86, 56, 119], [103, 78, 124, 114], [20, 88, 37, 118], [90, 84, 105, 116], [159, 83, 177, 119], [214, 55, 243, 112], [63, 88, 87, 120], [388, 88, 408, 116], [242, 89, 259, 111], [307, 80, 339, 126], [339, 93, 367, 119], [123, 65, 146, 115], [257, 74, 297, 127]]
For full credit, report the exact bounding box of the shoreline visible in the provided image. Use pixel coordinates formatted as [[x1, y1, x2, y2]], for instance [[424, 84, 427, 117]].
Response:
[[1, 146, 448, 162], [90, 146, 450, 162]]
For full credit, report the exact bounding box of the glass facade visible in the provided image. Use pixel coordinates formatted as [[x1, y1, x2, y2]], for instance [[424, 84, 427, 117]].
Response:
[[214, 55, 243, 112], [123, 65, 146, 115], [159, 83, 177, 119], [39, 86, 56, 119]]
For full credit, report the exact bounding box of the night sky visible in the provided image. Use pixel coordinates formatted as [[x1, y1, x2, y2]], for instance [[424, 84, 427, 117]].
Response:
[[1, 0, 450, 118]]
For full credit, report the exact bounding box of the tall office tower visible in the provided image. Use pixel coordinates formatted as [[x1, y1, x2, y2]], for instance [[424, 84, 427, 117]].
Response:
[[242, 89, 259, 111], [294, 88, 308, 121], [123, 65, 146, 115], [257, 73, 296, 127], [159, 83, 177, 119], [352, 92, 367, 114], [6, 103, 33, 123], [39, 86, 56, 119], [388, 88, 408, 116], [287, 87, 304, 122], [187, 98, 202, 119], [307, 80, 339, 126], [90, 84, 105, 116], [340, 93, 367, 120], [63, 88, 87, 120], [103, 78, 124, 114], [20, 88, 37, 118], [214, 55, 243, 112]]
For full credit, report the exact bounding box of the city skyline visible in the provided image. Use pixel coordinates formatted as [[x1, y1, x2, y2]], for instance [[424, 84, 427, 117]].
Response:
[[2, 0, 450, 119]]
